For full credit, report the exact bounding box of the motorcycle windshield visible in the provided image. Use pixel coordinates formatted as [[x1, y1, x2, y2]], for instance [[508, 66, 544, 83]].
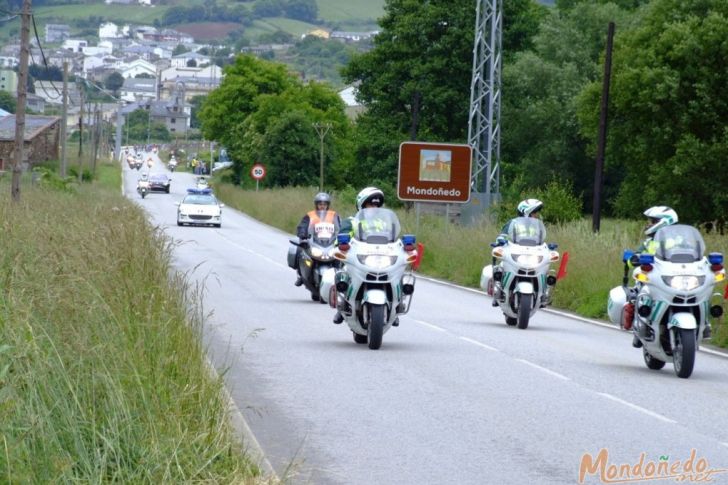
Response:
[[355, 208, 401, 244], [308, 211, 339, 246], [653, 224, 705, 263], [507, 217, 546, 246]]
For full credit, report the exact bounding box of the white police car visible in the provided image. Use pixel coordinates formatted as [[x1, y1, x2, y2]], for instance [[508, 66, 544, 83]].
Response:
[[176, 188, 224, 227]]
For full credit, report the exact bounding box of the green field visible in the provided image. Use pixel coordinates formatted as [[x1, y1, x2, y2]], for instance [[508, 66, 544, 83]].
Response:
[[317, 0, 385, 22]]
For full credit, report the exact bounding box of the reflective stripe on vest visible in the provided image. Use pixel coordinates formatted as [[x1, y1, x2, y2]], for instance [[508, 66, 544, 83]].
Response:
[[307, 210, 337, 225]]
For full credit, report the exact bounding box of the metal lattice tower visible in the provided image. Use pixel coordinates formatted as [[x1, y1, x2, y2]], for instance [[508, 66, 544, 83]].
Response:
[[467, 0, 502, 207]]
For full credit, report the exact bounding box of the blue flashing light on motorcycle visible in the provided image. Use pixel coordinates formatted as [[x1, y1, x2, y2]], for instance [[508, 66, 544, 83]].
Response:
[[639, 253, 655, 265], [708, 252, 723, 265], [337, 233, 351, 245], [402, 234, 416, 251], [622, 249, 634, 263]]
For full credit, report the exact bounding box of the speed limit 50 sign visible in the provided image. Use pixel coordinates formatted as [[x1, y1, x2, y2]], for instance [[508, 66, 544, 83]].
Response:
[[250, 163, 266, 180]]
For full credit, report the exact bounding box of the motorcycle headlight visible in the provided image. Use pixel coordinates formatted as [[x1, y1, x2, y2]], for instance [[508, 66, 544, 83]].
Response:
[[357, 254, 397, 269], [661, 275, 704, 291], [512, 253, 543, 266], [311, 247, 323, 258]]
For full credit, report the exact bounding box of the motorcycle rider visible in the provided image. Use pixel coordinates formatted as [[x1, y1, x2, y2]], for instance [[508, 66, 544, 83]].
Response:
[[621, 206, 711, 345], [332, 187, 394, 324], [491, 198, 544, 306], [294, 192, 341, 287]]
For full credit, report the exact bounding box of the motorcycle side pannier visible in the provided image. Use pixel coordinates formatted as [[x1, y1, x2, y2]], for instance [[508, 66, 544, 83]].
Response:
[[287, 244, 298, 270]]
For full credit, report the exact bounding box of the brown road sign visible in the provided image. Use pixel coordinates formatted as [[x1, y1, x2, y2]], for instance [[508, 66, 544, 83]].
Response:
[[397, 142, 472, 203]]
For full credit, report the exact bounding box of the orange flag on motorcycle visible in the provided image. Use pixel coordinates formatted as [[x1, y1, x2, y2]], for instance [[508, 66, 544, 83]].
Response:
[[557, 251, 569, 280]]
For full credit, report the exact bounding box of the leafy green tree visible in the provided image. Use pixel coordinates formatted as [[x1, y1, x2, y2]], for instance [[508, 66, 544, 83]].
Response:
[[342, 0, 546, 189], [501, 2, 635, 212], [284, 0, 317, 22], [198, 55, 295, 149], [104, 72, 124, 96], [0, 90, 15, 113], [173, 44, 189, 56], [189, 95, 206, 129], [260, 110, 320, 186], [578, 0, 728, 222], [28, 63, 62, 81]]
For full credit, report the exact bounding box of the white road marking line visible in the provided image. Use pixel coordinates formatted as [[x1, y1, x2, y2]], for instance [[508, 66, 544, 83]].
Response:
[[413, 319, 447, 332], [515, 358, 570, 381], [415, 274, 728, 359], [597, 392, 677, 424], [215, 232, 288, 269], [459, 336, 499, 352]]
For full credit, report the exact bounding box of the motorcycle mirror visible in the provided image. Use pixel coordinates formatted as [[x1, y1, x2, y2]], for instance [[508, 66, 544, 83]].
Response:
[[219, 203, 225, 208], [548, 243, 558, 250], [489, 242, 498, 248]]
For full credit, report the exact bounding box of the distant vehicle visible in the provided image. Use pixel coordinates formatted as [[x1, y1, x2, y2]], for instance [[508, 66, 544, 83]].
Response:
[[196, 176, 209, 190], [212, 147, 233, 173], [211, 161, 233, 173], [148, 173, 171, 193], [176, 188, 224, 227]]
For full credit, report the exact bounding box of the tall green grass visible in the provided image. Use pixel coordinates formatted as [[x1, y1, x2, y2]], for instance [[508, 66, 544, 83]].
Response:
[[212, 182, 728, 348], [0, 178, 260, 481]]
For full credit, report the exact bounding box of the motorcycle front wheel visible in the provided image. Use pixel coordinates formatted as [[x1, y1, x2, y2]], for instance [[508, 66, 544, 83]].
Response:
[[368, 304, 385, 350], [517, 294, 532, 329], [673, 328, 696, 378]]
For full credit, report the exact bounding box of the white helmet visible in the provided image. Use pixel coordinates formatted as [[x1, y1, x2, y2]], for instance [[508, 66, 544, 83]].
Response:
[[517, 198, 543, 217], [356, 187, 384, 211], [643, 205, 678, 236]]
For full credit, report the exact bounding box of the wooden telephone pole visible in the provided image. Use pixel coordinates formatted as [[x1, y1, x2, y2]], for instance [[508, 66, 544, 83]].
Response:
[[11, 0, 31, 202], [60, 60, 68, 177]]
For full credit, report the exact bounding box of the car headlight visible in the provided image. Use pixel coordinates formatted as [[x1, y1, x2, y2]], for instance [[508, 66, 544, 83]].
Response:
[[357, 254, 397, 269], [512, 253, 543, 265], [661, 275, 704, 291]]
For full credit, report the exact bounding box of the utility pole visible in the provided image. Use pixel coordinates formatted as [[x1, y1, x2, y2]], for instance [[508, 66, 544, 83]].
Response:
[[78, 83, 84, 182], [114, 100, 123, 162], [592, 22, 615, 233], [11, 0, 31, 202], [60, 60, 68, 177], [313, 122, 331, 191], [92, 103, 100, 175]]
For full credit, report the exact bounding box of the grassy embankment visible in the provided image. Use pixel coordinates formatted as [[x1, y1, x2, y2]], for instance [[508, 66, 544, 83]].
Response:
[[0, 163, 262, 482], [213, 183, 728, 349]]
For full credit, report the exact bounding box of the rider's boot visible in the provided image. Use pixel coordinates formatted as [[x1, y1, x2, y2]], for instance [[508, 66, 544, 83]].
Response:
[[632, 334, 643, 348], [703, 322, 712, 339], [333, 311, 344, 324]]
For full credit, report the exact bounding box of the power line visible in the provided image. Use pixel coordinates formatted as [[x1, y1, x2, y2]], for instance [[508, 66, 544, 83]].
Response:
[[30, 13, 63, 99]]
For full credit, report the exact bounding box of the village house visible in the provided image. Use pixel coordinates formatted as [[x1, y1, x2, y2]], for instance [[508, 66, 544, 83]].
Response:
[[170, 51, 210, 68], [0, 69, 17, 93], [120, 77, 157, 102], [45, 24, 71, 43], [0, 115, 60, 171]]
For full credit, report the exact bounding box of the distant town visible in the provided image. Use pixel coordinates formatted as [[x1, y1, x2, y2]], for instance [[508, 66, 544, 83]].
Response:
[[0, 14, 377, 170]]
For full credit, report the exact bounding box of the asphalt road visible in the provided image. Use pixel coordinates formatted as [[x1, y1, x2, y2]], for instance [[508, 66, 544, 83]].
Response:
[[123, 151, 728, 485]]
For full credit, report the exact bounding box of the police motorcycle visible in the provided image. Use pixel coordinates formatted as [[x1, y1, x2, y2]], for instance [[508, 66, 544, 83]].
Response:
[[196, 177, 209, 190], [479, 217, 559, 329], [608, 224, 724, 378], [288, 213, 340, 303], [321, 208, 417, 350], [168, 156, 178, 172], [136, 174, 150, 199]]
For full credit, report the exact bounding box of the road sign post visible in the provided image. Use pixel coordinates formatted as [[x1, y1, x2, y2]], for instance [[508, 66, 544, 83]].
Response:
[[251, 163, 266, 191]]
